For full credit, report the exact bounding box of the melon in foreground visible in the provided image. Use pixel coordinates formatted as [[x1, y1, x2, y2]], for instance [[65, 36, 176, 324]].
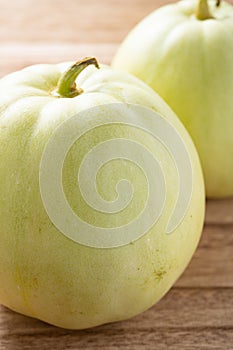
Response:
[[0, 58, 205, 329]]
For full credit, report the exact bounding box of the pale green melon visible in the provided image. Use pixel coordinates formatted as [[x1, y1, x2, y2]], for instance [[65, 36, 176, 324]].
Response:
[[113, 0, 233, 197], [0, 58, 204, 329]]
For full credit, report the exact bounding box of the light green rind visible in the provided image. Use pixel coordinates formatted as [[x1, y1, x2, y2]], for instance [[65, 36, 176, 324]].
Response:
[[0, 62, 204, 329], [113, 0, 233, 197]]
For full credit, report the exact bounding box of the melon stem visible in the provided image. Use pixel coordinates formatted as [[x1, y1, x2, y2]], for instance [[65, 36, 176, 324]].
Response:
[[196, 0, 214, 20], [56, 57, 99, 98]]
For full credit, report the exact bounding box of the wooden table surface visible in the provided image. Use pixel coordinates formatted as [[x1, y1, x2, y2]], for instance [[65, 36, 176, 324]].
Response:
[[0, 0, 233, 349]]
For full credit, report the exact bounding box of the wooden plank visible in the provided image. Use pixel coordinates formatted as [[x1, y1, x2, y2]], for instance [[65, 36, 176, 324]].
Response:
[[206, 199, 233, 225], [1, 329, 233, 350], [0, 287, 232, 349], [0, 0, 177, 44], [0, 43, 117, 77], [0, 0, 232, 45], [176, 224, 233, 287]]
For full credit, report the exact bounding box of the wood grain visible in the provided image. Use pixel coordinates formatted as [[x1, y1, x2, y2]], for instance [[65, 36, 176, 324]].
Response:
[[1, 287, 233, 349], [0, 0, 233, 349], [176, 223, 233, 288], [1, 327, 233, 350], [0, 0, 177, 44]]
